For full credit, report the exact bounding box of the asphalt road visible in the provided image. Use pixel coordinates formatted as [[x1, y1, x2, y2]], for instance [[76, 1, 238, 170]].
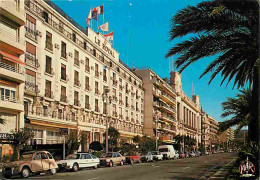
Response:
[[1, 153, 237, 180]]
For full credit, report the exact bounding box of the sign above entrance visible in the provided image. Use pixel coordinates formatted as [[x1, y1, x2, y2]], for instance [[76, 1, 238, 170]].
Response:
[[0, 133, 14, 140], [59, 128, 68, 135]]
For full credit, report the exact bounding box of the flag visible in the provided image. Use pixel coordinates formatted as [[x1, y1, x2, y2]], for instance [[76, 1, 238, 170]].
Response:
[[98, 22, 109, 32], [92, 8, 98, 20], [104, 31, 114, 41], [86, 9, 92, 26], [100, 5, 104, 15]]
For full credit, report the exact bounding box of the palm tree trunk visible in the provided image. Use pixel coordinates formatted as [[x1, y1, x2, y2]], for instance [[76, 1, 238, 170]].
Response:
[[250, 65, 260, 143]]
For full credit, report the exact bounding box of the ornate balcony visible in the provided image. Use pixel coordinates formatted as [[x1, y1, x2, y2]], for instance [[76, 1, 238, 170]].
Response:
[[60, 94, 68, 103], [95, 71, 99, 78], [85, 84, 90, 91], [85, 103, 90, 110], [85, 65, 90, 72], [61, 74, 69, 82], [25, 52, 39, 68], [25, 81, 39, 94], [25, 27, 37, 41], [95, 106, 100, 112], [45, 41, 53, 51], [61, 50, 67, 59], [74, 99, 80, 106], [45, 66, 54, 75], [74, 79, 81, 87], [45, 89, 53, 99]]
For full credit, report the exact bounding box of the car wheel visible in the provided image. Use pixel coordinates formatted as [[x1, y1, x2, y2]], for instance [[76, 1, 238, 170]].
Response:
[[109, 161, 113, 167], [72, 163, 79, 172], [93, 165, 98, 169], [120, 160, 124, 166], [21, 167, 30, 178], [49, 168, 56, 175]]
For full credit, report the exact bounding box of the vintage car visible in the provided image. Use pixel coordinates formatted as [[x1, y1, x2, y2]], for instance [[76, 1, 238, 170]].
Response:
[[2, 151, 58, 178], [151, 151, 163, 161], [99, 152, 125, 167], [140, 152, 153, 162], [125, 153, 141, 165], [56, 153, 99, 172]]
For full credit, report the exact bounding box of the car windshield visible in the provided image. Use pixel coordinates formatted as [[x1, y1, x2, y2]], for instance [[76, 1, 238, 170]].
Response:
[[159, 148, 168, 152], [66, 154, 80, 159], [152, 151, 159, 155], [101, 153, 113, 158], [21, 153, 34, 159]]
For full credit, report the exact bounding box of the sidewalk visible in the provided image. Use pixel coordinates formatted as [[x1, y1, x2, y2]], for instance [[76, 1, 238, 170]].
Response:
[[207, 158, 236, 180]]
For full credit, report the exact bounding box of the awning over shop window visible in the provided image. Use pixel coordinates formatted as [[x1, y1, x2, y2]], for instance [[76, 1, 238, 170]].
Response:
[[0, 50, 25, 65]]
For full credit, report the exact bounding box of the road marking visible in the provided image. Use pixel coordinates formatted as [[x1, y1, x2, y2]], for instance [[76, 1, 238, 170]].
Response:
[[207, 158, 236, 179], [88, 177, 100, 180], [183, 166, 190, 169]]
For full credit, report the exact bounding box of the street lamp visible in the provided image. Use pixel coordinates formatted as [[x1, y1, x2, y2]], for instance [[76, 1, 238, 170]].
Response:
[[102, 86, 112, 153]]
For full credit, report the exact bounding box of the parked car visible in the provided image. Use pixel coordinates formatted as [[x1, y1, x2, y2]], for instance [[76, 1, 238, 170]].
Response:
[[195, 151, 201, 157], [174, 152, 180, 159], [158, 145, 176, 159], [185, 152, 190, 158], [56, 153, 99, 172], [140, 152, 153, 162], [2, 151, 58, 179], [99, 152, 125, 167], [125, 153, 141, 165], [179, 152, 185, 158], [189, 152, 196, 158], [205, 151, 210, 155], [151, 151, 163, 161]]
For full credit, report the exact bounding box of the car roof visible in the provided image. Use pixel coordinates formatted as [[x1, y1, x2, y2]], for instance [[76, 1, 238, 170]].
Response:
[[22, 150, 50, 154]]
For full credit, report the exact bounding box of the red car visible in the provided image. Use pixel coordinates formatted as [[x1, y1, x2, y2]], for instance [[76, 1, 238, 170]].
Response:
[[179, 152, 185, 158], [125, 154, 141, 165]]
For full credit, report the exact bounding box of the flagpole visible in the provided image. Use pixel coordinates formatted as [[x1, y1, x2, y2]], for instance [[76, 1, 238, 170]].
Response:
[[103, 4, 104, 35], [91, 7, 93, 29], [97, 9, 99, 33]]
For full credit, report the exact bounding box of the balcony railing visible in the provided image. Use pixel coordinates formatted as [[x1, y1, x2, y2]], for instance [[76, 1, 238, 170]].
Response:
[[45, 41, 53, 51], [45, 89, 53, 99], [61, 73, 69, 82], [60, 94, 68, 103], [25, 81, 39, 94], [85, 65, 90, 72], [95, 106, 100, 112], [0, 62, 24, 74], [85, 84, 90, 91], [85, 103, 90, 110], [45, 66, 54, 75], [61, 50, 67, 59], [95, 71, 99, 78], [25, 52, 39, 68], [74, 58, 79, 66], [74, 79, 81, 87], [25, 27, 37, 41], [0, 94, 18, 103], [74, 99, 80, 106]]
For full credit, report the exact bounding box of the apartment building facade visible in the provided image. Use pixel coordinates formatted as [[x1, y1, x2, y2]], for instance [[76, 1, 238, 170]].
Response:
[[22, 0, 143, 151], [0, 0, 26, 156], [134, 69, 177, 144], [219, 128, 234, 143]]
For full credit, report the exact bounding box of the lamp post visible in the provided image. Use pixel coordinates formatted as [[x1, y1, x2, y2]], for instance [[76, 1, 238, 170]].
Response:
[[102, 86, 112, 153]]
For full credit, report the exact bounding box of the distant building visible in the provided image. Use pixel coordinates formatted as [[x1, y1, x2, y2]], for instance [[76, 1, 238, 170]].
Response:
[[219, 128, 235, 143]]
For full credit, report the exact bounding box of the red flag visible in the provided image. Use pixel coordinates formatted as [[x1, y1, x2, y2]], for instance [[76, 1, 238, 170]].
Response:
[[104, 31, 114, 41]]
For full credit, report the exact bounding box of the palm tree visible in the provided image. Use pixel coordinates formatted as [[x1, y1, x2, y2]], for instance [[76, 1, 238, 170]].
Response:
[[165, 0, 259, 142], [219, 88, 252, 135], [107, 127, 120, 152]]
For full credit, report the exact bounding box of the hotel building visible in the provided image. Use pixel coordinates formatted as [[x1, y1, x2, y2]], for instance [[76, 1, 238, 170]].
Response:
[[0, 0, 26, 156], [219, 127, 234, 144], [0, 0, 144, 156]]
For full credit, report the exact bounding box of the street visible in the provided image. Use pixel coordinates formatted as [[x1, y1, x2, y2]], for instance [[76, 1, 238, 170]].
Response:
[[1, 153, 237, 180]]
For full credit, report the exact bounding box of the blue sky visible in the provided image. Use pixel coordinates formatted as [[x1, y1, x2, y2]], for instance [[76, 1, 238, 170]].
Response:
[[52, 0, 240, 122]]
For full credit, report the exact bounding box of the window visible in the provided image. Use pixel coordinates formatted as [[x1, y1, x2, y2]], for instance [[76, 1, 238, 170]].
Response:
[[61, 86, 66, 102], [45, 56, 52, 74], [74, 50, 79, 66], [61, 41, 67, 59], [25, 69, 36, 91], [45, 80, 51, 98], [74, 91, 79, 106], [46, 31, 53, 51], [85, 76, 90, 90], [58, 109, 63, 119], [61, 64, 66, 80], [82, 154, 92, 159], [95, 81, 98, 94], [126, 96, 128, 106], [84, 42, 87, 50], [95, 64, 99, 77], [85, 95, 89, 109], [0, 86, 16, 102], [72, 32, 76, 42], [74, 71, 80, 86], [119, 93, 122, 103], [103, 68, 107, 81], [42, 11, 48, 23], [26, 14, 36, 31]]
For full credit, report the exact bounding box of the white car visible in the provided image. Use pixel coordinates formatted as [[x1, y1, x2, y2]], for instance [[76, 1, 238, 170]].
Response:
[[151, 151, 163, 161], [57, 153, 99, 172], [141, 152, 153, 162]]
